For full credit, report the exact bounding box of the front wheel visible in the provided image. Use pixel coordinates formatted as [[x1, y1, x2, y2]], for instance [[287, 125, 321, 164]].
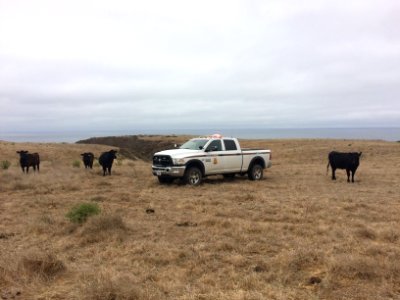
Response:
[[184, 167, 202, 186], [248, 164, 263, 181]]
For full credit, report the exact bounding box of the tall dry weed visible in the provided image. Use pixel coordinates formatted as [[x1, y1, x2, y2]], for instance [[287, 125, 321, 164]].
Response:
[[79, 214, 128, 244], [19, 251, 66, 281], [327, 254, 384, 283], [82, 214, 126, 234]]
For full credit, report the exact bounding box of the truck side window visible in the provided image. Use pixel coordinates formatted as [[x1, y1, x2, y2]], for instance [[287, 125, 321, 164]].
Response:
[[223, 139, 237, 151], [206, 140, 222, 151]]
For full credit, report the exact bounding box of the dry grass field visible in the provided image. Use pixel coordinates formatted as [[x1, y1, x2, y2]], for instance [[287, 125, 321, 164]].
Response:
[[1, 137, 400, 299]]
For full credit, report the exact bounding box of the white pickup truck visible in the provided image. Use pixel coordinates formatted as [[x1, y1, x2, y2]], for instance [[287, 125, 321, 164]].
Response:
[[152, 134, 272, 185]]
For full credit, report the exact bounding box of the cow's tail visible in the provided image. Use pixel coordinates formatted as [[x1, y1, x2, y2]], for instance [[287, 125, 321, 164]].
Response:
[[326, 161, 330, 175]]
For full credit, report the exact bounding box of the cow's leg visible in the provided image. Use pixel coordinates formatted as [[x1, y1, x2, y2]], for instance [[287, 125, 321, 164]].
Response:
[[331, 168, 336, 180], [346, 169, 350, 182], [37, 164, 40, 172], [351, 169, 356, 183], [108, 167, 112, 175], [21, 166, 25, 173], [102, 167, 106, 176], [26, 166, 29, 173]]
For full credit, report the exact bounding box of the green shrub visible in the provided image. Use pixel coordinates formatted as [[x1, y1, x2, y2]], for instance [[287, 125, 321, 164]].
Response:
[[66, 203, 100, 224], [72, 160, 81, 168], [1, 160, 11, 170]]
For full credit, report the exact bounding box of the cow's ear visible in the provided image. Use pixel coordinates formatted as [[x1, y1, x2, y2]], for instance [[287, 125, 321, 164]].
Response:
[[359, 152, 362, 157], [81, 153, 84, 156], [16, 151, 20, 154]]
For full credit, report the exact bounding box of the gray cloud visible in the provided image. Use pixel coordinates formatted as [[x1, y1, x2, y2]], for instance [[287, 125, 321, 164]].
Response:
[[1, 0, 400, 133]]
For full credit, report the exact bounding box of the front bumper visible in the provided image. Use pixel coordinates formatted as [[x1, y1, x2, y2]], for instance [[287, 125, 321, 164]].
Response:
[[152, 165, 186, 177]]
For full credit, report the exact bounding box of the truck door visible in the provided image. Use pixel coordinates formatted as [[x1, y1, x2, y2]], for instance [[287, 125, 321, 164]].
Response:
[[204, 139, 224, 175], [222, 139, 242, 173]]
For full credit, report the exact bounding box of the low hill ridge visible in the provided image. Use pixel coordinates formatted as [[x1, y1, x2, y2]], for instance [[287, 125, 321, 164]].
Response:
[[76, 135, 183, 161]]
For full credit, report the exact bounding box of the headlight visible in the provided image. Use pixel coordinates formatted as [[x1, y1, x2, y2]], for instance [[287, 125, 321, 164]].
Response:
[[173, 158, 185, 165]]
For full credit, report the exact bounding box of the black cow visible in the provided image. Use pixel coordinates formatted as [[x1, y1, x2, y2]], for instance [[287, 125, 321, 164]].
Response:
[[80, 152, 94, 169], [16, 151, 40, 173], [327, 151, 362, 183], [99, 150, 117, 176]]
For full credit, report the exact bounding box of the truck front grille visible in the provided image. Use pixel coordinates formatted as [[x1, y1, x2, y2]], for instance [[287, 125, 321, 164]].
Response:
[[153, 155, 173, 167]]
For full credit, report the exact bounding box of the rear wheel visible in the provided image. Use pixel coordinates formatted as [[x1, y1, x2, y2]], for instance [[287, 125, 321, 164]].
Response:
[[248, 164, 263, 181], [158, 176, 174, 184], [184, 167, 202, 186]]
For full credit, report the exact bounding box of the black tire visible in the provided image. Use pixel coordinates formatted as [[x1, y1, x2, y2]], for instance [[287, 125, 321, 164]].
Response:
[[248, 164, 263, 181], [184, 167, 202, 186], [158, 176, 174, 184]]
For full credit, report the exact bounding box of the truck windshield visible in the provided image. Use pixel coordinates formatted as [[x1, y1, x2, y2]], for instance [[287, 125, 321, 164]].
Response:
[[180, 139, 209, 150]]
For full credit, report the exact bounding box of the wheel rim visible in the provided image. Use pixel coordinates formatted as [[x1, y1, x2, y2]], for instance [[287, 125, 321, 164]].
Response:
[[189, 170, 200, 185], [253, 167, 262, 180]]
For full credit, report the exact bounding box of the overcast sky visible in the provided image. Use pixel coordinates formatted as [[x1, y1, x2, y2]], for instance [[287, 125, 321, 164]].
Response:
[[1, 0, 400, 133]]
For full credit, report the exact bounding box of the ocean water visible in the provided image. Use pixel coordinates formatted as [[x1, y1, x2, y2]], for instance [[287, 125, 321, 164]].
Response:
[[0, 128, 399, 143]]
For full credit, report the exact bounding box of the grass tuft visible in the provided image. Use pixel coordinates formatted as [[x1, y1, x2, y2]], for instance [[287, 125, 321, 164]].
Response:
[[66, 203, 100, 223], [1, 160, 11, 170], [12, 182, 34, 191], [83, 214, 126, 234], [20, 252, 65, 281], [80, 214, 127, 244], [81, 272, 142, 300], [328, 255, 383, 282]]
